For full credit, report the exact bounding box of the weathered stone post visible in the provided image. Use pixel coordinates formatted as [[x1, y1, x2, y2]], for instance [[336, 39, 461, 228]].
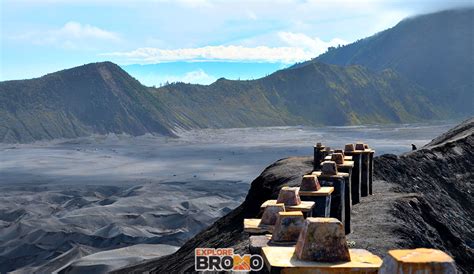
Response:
[[260, 187, 315, 217], [261, 217, 383, 273], [244, 203, 285, 234], [380, 248, 456, 274], [365, 144, 375, 195], [270, 211, 305, 244], [248, 211, 305, 254], [276, 186, 301, 206], [312, 161, 347, 229], [329, 152, 354, 234], [344, 143, 362, 205], [295, 218, 350, 262], [313, 142, 325, 170], [324, 146, 333, 157], [355, 143, 371, 197], [299, 175, 333, 217], [300, 174, 320, 191], [261, 204, 286, 226]]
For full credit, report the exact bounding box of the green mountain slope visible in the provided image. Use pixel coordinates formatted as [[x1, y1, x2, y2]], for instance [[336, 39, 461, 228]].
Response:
[[0, 62, 174, 143], [314, 8, 474, 115], [1, 61, 441, 143], [153, 62, 441, 128]]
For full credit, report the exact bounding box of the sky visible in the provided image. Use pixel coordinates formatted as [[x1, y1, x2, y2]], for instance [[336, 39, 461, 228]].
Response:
[[1, 0, 472, 85]]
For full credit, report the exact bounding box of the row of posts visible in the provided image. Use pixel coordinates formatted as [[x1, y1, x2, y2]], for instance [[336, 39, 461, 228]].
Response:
[[242, 142, 456, 273], [313, 142, 374, 234]]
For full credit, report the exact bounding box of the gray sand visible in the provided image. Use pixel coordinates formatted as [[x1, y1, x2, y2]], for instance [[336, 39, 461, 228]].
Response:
[[0, 122, 457, 272]]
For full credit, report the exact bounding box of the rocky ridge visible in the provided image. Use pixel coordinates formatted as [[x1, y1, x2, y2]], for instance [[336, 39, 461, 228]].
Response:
[[114, 118, 474, 273]]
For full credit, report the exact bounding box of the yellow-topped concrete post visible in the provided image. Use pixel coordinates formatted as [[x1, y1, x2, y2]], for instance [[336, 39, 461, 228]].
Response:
[[313, 142, 326, 170], [380, 248, 456, 274], [299, 185, 334, 217], [261, 187, 315, 217], [364, 144, 375, 195], [299, 174, 332, 217], [244, 203, 285, 234], [249, 211, 305, 255], [312, 161, 348, 229], [355, 142, 371, 197], [295, 218, 350, 262], [324, 152, 355, 234], [271, 211, 305, 244], [345, 143, 362, 204], [261, 218, 382, 273]]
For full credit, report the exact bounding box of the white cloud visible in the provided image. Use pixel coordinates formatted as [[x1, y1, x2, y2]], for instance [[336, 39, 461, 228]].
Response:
[[13, 21, 119, 49], [59, 21, 118, 40], [135, 69, 217, 86], [101, 34, 346, 64], [278, 32, 347, 54], [176, 69, 216, 84]]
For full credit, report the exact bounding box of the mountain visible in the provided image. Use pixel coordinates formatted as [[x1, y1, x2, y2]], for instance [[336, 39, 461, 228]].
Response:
[[0, 62, 175, 143], [113, 118, 474, 273], [313, 8, 474, 116], [1, 61, 442, 143], [153, 62, 441, 129], [1, 9, 472, 143]]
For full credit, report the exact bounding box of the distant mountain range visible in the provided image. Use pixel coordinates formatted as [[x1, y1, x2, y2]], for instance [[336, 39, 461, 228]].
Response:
[[314, 8, 474, 115], [153, 63, 440, 129], [0, 62, 440, 143], [1, 8, 472, 143]]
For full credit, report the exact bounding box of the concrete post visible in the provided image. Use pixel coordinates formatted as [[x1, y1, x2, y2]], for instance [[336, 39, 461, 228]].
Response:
[[312, 162, 347, 230], [344, 144, 362, 205], [313, 143, 325, 170], [380, 248, 456, 274]]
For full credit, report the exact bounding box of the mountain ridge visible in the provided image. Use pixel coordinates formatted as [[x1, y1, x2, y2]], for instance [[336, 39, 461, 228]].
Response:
[[150, 61, 442, 130], [0, 60, 445, 143], [2, 8, 472, 143], [0, 62, 175, 143], [314, 8, 474, 115]]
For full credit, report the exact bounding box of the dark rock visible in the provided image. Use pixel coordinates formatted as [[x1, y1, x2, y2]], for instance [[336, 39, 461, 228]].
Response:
[[374, 117, 474, 273]]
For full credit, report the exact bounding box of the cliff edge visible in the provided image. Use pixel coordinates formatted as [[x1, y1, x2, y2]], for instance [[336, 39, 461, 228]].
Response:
[[114, 118, 473, 273]]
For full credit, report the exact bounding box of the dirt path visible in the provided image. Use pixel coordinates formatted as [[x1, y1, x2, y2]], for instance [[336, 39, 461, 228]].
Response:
[[347, 179, 414, 257]]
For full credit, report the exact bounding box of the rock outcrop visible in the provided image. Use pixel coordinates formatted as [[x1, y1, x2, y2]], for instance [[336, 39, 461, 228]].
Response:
[[375, 118, 474, 272], [113, 118, 473, 273]]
